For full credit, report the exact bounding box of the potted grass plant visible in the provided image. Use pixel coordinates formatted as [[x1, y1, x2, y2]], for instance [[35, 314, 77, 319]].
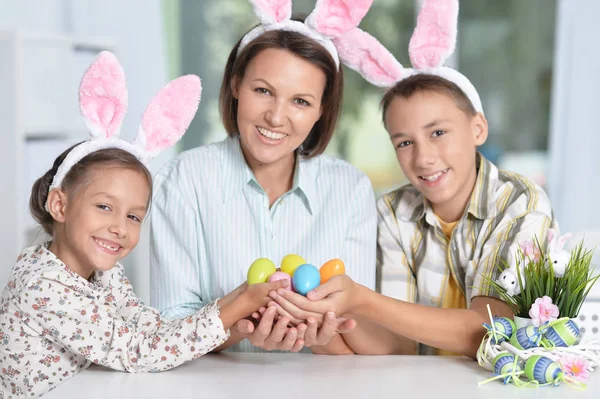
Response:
[[485, 230, 599, 328]]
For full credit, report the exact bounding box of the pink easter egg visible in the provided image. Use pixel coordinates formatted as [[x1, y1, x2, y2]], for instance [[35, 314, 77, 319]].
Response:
[[268, 271, 292, 290]]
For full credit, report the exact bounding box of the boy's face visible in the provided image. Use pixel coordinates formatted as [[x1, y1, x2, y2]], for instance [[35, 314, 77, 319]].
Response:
[[49, 168, 150, 279], [385, 91, 488, 221]]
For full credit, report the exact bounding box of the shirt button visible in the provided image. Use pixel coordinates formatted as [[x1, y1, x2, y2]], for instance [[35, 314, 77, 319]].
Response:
[[272, 235, 276, 242]]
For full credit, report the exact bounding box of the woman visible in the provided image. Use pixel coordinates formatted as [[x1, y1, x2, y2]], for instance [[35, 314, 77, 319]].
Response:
[[150, 0, 380, 354]]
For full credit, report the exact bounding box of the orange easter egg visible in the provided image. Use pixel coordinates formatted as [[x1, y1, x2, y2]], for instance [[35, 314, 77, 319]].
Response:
[[319, 259, 345, 283]]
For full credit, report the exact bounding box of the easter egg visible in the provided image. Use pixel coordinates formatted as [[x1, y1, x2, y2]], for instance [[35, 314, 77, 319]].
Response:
[[510, 325, 541, 350], [491, 317, 516, 344], [524, 355, 561, 384], [544, 319, 580, 347], [291, 264, 321, 296], [492, 353, 522, 384], [319, 259, 345, 284], [268, 271, 292, 290], [281, 254, 306, 276], [247, 258, 276, 285]]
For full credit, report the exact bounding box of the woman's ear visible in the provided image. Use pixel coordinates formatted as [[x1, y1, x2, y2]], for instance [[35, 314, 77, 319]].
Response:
[[46, 189, 68, 223], [231, 75, 241, 99], [472, 112, 488, 146]]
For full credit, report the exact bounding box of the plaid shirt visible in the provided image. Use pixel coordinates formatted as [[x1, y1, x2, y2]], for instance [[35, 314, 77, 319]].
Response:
[[376, 153, 556, 355]]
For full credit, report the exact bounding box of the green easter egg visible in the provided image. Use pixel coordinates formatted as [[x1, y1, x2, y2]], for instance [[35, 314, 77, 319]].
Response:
[[247, 258, 276, 285], [524, 355, 561, 384], [510, 325, 541, 350]]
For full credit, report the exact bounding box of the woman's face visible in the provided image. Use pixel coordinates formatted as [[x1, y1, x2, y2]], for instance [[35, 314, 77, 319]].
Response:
[[233, 48, 326, 169]]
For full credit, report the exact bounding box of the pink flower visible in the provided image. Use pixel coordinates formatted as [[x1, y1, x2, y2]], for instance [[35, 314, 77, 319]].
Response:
[[519, 240, 541, 263], [559, 355, 590, 382], [529, 296, 559, 327]]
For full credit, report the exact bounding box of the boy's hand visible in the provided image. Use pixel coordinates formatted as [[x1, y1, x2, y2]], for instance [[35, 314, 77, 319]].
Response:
[[270, 275, 360, 321]]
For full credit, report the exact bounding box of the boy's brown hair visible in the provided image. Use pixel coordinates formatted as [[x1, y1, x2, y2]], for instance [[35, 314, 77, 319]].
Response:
[[380, 74, 477, 126]]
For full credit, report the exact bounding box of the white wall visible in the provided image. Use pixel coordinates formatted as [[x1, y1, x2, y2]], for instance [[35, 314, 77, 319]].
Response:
[[548, 0, 600, 234], [0, 0, 172, 302], [549, 0, 600, 299]]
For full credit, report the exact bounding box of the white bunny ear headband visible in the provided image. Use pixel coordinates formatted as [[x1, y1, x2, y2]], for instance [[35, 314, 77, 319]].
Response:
[[47, 51, 201, 195], [238, 0, 379, 72], [332, 0, 484, 114]]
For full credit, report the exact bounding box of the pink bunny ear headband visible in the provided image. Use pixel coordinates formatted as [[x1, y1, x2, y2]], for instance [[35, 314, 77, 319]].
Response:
[[47, 51, 201, 195], [238, 0, 379, 74], [333, 0, 484, 114]]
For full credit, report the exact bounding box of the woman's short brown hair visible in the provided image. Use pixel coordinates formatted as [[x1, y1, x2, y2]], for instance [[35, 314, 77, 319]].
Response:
[[380, 74, 477, 126], [219, 21, 343, 158]]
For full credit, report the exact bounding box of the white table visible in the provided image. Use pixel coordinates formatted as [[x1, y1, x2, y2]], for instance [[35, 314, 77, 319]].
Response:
[[44, 353, 599, 398]]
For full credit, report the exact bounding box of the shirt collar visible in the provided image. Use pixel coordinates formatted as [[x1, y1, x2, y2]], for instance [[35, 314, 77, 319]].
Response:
[[406, 152, 498, 223], [221, 136, 317, 214]]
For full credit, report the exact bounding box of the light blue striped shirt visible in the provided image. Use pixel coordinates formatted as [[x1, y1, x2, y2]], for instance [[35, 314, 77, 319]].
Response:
[[149, 136, 377, 352]]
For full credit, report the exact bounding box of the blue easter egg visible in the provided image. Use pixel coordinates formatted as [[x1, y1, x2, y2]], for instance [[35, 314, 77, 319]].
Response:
[[492, 353, 522, 384], [524, 355, 561, 384], [491, 317, 516, 344], [544, 319, 580, 347], [291, 264, 321, 296], [510, 325, 541, 350]]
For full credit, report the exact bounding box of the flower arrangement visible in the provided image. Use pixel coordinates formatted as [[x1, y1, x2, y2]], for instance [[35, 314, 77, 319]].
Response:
[[476, 229, 600, 389]]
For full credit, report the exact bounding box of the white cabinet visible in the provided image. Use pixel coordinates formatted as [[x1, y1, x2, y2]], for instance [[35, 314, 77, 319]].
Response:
[[0, 29, 115, 287]]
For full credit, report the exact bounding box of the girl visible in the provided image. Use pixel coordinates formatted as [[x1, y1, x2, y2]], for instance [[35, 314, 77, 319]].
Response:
[[0, 52, 287, 398], [149, 0, 389, 354]]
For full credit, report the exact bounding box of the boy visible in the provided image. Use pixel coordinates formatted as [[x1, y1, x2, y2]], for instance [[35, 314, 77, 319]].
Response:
[[266, 0, 556, 358]]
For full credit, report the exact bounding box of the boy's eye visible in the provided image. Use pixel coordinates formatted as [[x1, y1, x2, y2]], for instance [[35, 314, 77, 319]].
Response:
[[432, 130, 446, 137], [396, 141, 412, 149], [255, 87, 271, 95], [293, 98, 310, 107]]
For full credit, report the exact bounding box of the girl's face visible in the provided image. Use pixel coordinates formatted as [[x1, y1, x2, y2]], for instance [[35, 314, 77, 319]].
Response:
[[48, 167, 150, 279], [233, 48, 325, 170]]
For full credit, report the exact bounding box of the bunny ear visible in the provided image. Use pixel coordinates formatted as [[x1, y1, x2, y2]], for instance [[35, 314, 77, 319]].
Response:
[[333, 28, 403, 87], [557, 233, 573, 251], [408, 0, 459, 69], [134, 75, 201, 157], [306, 0, 374, 38], [547, 228, 558, 246], [79, 51, 128, 139], [249, 0, 292, 24]]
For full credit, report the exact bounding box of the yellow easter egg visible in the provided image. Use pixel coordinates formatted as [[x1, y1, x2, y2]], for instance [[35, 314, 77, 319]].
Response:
[[280, 254, 306, 276], [319, 259, 345, 283], [247, 258, 276, 285]]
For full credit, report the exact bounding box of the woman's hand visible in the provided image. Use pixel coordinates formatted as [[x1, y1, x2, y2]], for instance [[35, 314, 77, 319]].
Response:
[[233, 306, 307, 352]]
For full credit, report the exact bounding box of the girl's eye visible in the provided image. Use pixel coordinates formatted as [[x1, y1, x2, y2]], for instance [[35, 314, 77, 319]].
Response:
[[97, 204, 110, 211], [255, 87, 271, 95], [396, 141, 412, 149], [128, 214, 142, 223], [294, 98, 310, 107], [432, 130, 446, 137]]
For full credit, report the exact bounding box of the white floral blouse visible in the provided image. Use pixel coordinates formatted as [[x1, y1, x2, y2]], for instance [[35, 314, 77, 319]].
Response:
[[0, 245, 230, 398]]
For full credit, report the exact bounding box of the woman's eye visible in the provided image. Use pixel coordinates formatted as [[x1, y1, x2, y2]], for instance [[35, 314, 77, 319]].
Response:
[[255, 87, 271, 95], [396, 141, 412, 148], [432, 130, 446, 137], [294, 98, 310, 107]]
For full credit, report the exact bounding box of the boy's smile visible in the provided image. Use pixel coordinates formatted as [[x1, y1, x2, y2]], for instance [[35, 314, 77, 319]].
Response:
[[385, 91, 488, 222]]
